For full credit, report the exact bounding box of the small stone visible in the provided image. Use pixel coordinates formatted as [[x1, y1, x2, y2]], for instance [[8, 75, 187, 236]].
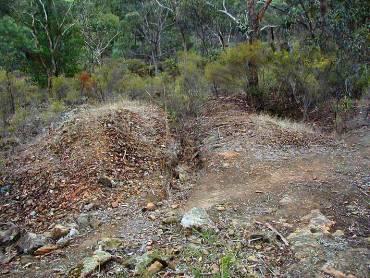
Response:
[[254, 244, 262, 250], [50, 225, 70, 240], [111, 201, 119, 208], [77, 213, 90, 229], [80, 250, 112, 277], [162, 216, 178, 225], [147, 261, 164, 274], [84, 203, 95, 211], [98, 176, 114, 187], [146, 202, 157, 211], [228, 229, 235, 236], [56, 228, 79, 247], [149, 214, 157, 221], [247, 255, 258, 263], [98, 238, 123, 251], [279, 196, 294, 206], [211, 264, 219, 274], [134, 253, 166, 274], [216, 206, 226, 211], [171, 204, 179, 209], [34, 244, 59, 256], [332, 230, 345, 237]]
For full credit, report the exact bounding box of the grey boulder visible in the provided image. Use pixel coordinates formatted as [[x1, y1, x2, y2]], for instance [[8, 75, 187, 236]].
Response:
[[181, 207, 214, 230], [16, 232, 47, 254]]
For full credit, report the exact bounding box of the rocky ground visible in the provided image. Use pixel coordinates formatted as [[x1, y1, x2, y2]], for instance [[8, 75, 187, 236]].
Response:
[[0, 97, 369, 277]]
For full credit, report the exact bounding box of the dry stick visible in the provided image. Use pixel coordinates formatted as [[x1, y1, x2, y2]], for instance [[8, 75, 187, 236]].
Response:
[[265, 222, 289, 246], [122, 149, 127, 161], [356, 185, 369, 197], [255, 221, 289, 246]]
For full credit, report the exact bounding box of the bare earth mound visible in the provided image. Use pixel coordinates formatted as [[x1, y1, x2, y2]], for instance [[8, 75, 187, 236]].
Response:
[[1, 101, 171, 231]]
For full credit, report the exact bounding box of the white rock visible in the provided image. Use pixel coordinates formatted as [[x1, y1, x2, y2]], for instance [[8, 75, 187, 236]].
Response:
[[181, 207, 214, 229]]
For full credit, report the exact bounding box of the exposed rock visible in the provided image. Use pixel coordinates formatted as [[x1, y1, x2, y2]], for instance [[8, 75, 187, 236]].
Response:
[[279, 196, 294, 206], [33, 244, 59, 256], [56, 227, 79, 247], [332, 230, 345, 237], [97, 176, 114, 187], [97, 238, 123, 251], [162, 216, 179, 225], [16, 232, 47, 254], [287, 210, 369, 277], [80, 250, 112, 277], [302, 209, 335, 233], [321, 266, 353, 278], [50, 224, 70, 240], [147, 261, 164, 274], [175, 165, 188, 182], [134, 252, 168, 275], [76, 213, 91, 229], [181, 207, 214, 230], [0, 223, 20, 246], [84, 203, 95, 211], [322, 248, 369, 278], [287, 228, 323, 260]]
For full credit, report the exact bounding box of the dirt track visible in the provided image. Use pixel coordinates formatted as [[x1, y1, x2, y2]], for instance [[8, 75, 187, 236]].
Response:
[[1, 98, 369, 277]]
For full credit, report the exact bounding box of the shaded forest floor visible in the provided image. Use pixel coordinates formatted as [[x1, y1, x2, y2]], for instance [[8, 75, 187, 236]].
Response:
[[0, 98, 369, 277]]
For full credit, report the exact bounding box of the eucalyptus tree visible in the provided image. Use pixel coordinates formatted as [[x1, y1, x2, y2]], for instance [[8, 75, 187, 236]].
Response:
[[0, 16, 32, 123], [75, 0, 121, 66], [10, 0, 83, 90]]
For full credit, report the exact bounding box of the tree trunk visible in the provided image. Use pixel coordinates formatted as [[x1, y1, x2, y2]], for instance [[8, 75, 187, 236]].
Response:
[[247, 0, 259, 43], [6, 72, 15, 116], [247, 0, 260, 89]]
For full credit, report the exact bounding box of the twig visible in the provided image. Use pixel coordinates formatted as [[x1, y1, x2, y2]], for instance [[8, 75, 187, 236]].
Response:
[[356, 185, 369, 197], [264, 222, 289, 246]]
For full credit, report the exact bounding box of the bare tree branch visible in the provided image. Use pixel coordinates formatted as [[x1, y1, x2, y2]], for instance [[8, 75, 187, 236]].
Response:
[[155, 0, 174, 13]]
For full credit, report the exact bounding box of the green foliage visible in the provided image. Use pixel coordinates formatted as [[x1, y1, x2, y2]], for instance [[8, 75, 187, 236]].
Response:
[[0, 16, 32, 72], [168, 52, 209, 119], [205, 42, 269, 94], [40, 100, 66, 124], [7, 107, 29, 133], [52, 76, 79, 101], [125, 59, 150, 77], [218, 253, 236, 278], [0, 0, 368, 138], [270, 44, 332, 119]]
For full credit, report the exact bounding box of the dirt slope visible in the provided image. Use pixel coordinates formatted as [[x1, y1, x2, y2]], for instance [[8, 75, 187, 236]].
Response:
[[1, 101, 173, 231]]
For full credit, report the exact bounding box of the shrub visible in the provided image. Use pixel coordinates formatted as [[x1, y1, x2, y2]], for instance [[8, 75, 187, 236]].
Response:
[[270, 45, 332, 120], [205, 42, 270, 101], [167, 52, 209, 119], [52, 75, 78, 100], [119, 73, 147, 99]]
